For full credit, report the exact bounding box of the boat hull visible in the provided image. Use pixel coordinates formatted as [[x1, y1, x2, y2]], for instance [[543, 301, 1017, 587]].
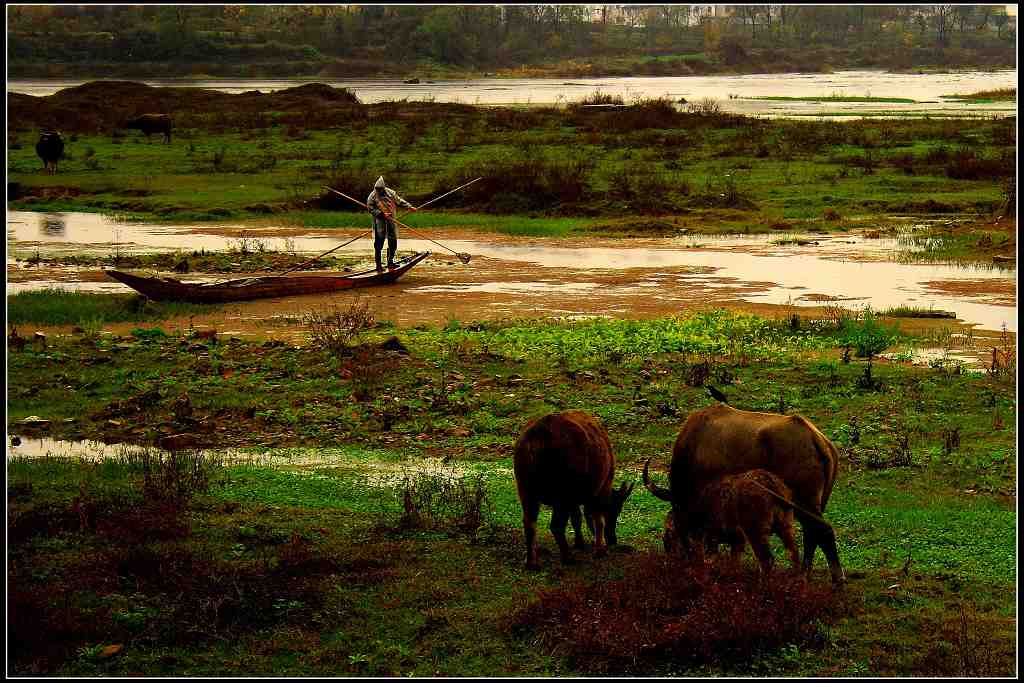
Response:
[[106, 251, 431, 303]]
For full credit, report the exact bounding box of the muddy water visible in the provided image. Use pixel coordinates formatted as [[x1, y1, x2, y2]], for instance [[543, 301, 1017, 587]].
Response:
[[7, 210, 1016, 333], [7, 70, 1017, 117]]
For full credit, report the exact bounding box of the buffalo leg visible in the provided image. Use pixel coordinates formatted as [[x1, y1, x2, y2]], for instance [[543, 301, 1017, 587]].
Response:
[[817, 522, 846, 585], [729, 540, 746, 568], [570, 507, 587, 549], [777, 515, 801, 570], [801, 513, 846, 585], [591, 512, 607, 558], [800, 519, 819, 574], [686, 532, 707, 567], [550, 505, 575, 565], [522, 498, 541, 570], [749, 533, 775, 577]]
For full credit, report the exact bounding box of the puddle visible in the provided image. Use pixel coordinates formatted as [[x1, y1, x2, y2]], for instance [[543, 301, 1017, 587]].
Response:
[[7, 210, 338, 253], [7, 211, 1017, 333], [880, 347, 990, 373], [6, 437, 509, 486]]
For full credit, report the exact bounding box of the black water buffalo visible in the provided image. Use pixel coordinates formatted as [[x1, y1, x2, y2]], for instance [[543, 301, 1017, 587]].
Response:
[[513, 410, 634, 570], [35, 131, 64, 175], [651, 464, 800, 577], [124, 114, 172, 142], [644, 403, 845, 584]]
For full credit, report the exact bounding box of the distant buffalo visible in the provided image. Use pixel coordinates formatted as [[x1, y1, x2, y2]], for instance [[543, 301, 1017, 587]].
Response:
[[124, 114, 172, 143], [35, 131, 64, 175]]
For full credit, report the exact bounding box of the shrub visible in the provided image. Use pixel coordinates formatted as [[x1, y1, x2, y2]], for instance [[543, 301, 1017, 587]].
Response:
[[303, 299, 375, 353], [392, 462, 499, 542], [839, 310, 900, 360], [577, 89, 625, 106], [687, 97, 722, 116], [945, 147, 1014, 180], [507, 553, 840, 673], [431, 154, 595, 213]]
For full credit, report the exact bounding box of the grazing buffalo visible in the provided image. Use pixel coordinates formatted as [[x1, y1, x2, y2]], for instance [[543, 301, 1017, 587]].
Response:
[[513, 410, 634, 570], [652, 464, 800, 576], [35, 131, 64, 175], [124, 114, 172, 142], [644, 403, 845, 584]]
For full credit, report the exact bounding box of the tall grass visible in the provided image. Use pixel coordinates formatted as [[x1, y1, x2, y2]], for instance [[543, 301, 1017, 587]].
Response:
[[7, 288, 220, 326]]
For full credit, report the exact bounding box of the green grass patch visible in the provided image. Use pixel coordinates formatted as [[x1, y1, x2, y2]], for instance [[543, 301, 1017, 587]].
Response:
[[880, 306, 957, 319], [6, 288, 221, 326], [941, 87, 1016, 102]]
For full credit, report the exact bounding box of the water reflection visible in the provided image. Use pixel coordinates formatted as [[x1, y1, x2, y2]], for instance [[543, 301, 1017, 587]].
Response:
[[40, 213, 66, 237]]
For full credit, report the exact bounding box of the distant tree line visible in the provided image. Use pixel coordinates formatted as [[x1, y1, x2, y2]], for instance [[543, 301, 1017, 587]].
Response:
[[6, 5, 1015, 75]]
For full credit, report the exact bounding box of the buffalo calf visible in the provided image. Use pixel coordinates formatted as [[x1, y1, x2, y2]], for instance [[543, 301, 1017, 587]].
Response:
[[657, 465, 800, 577], [513, 410, 634, 570]]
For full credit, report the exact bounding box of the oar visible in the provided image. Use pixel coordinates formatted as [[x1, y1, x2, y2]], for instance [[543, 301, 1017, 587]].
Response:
[[409, 177, 482, 212], [274, 231, 368, 277], [323, 186, 472, 264]]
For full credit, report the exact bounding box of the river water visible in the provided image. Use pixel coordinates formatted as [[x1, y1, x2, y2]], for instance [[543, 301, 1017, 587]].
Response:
[[6, 210, 1017, 333], [7, 70, 1017, 117]]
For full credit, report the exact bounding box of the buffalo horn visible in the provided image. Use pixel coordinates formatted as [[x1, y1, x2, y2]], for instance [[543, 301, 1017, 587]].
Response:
[[642, 459, 672, 501]]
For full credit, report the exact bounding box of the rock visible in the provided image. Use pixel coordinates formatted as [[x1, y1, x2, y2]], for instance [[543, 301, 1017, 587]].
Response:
[[10, 436, 22, 447], [16, 416, 49, 427], [379, 336, 409, 355], [98, 644, 123, 659], [33, 332, 46, 346]]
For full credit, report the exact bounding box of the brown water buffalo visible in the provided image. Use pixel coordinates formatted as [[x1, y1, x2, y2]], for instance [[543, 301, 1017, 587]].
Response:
[[653, 464, 800, 576], [124, 114, 172, 142], [35, 131, 64, 174], [513, 410, 634, 570], [645, 403, 845, 584]]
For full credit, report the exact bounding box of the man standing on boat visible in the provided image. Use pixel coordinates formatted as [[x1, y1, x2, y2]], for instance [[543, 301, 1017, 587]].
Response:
[[367, 176, 416, 272]]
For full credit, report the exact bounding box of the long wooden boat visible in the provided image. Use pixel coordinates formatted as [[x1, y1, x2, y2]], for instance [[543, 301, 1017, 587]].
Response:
[[106, 251, 431, 303]]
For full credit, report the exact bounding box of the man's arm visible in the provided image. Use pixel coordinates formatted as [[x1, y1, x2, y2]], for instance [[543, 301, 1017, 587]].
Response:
[[367, 192, 385, 217], [388, 188, 415, 210]]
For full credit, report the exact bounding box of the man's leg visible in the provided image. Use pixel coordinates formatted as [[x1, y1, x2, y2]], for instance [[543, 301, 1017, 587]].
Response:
[[386, 220, 398, 269], [373, 218, 386, 272]]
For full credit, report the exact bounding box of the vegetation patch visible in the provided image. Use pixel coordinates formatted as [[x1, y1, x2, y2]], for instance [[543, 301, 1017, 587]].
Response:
[[6, 289, 220, 326], [754, 96, 917, 103], [14, 249, 360, 275], [508, 554, 840, 674]]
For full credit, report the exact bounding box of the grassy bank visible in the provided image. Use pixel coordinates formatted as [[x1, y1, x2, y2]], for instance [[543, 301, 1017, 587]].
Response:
[[7, 289, 220, 328], [6, 308, 1016, 676], [6, 83, 1015, 251]]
